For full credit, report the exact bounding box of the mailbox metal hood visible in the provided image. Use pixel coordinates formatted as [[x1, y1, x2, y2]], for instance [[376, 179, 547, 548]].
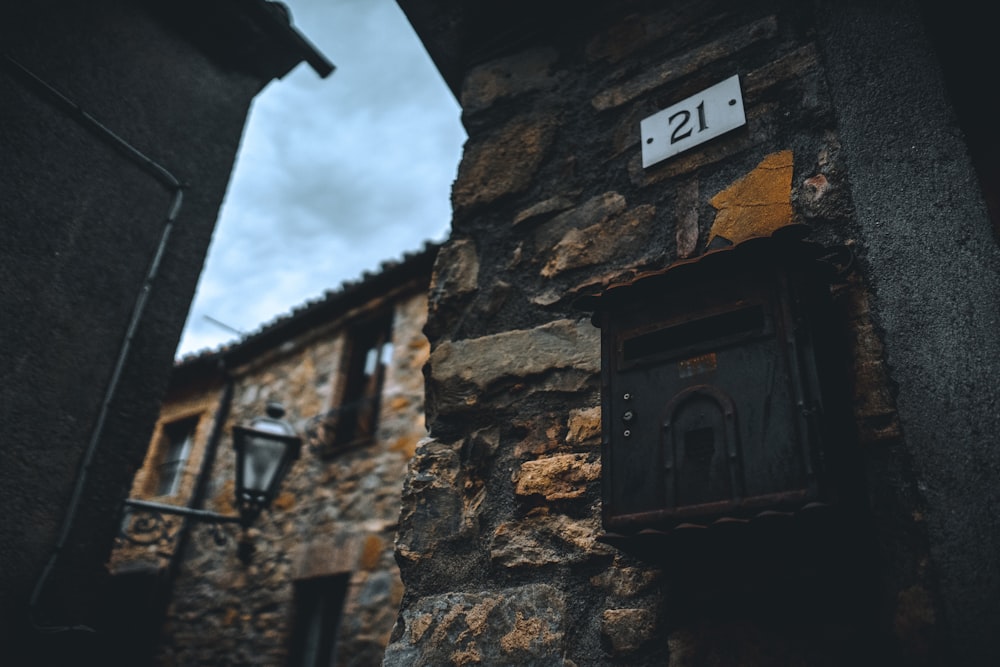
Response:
[[582, 226, 856, 552], [578, 225, 836, 316]]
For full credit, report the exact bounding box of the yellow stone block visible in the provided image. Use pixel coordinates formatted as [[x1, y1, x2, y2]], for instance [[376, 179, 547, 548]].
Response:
[[707, 150, 794, 246]]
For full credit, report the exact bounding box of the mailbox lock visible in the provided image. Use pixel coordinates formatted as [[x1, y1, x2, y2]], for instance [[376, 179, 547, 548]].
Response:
[[623, 392, 632, 401], [623, 429, 632, 438], [622, 410, 635, 422]]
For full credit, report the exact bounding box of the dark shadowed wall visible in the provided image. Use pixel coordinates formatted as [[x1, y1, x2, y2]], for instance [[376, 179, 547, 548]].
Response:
[[0, 0, 326, 661]]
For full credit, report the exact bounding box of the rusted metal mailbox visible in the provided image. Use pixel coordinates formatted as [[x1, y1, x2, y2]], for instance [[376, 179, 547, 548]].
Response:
[[581, 229, 849, 540]]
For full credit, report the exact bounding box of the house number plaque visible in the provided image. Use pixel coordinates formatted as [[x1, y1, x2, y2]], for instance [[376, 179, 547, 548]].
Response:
[[640, 75, 746, 168]]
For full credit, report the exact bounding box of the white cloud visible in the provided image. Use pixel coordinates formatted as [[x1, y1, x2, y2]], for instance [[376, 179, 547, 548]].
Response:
[[176, 0, 464, 357]]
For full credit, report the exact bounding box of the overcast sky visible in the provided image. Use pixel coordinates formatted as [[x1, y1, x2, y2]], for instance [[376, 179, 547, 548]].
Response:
[[175, 0, 465, 357]]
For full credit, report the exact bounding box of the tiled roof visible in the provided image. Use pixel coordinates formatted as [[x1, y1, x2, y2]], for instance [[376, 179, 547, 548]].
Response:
[[173, 241, 439, 375]]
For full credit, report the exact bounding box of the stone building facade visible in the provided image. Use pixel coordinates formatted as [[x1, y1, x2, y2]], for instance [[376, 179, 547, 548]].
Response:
[[0, 2, 330, 661], [109, 245, 436, 665], [386, 2, 1000, 666]]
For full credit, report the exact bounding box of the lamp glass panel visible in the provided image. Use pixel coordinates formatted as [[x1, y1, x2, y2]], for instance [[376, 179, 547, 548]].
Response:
[[243, 435, 286, 494]]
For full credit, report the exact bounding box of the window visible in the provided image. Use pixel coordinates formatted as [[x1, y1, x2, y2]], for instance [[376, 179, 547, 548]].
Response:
[[154, 416, 198, 496], [288, 574, 349, 667], [333, 312, 393, 450]]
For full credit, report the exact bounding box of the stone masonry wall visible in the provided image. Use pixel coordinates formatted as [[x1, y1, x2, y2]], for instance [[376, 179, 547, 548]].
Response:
[[109, 376, 226, 572], [113, 286, 429, 665], [387, 2, 947, 665]]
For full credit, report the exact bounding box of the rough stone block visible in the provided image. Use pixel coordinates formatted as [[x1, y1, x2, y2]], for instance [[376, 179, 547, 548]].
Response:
[[430, 239, 479, 300], [383, 585, 567, 666], [601, 608, 657, 655], [590, 566, 661, 599], [534, 192, 627, 250], [565, 405, 601, 447], [453, 114, 557, 215], [741, 43, 821, 98], [511, 414, 565, 457], [513, 194, 579, 228], [591, 16, 778, 111], [515, 453, 600, 501], [430, 319, 600, 392], [490, 513, 612, 568], [585, 7, 685, 64], [541, 204, 657, 277], [461, 47, 561, 114], [853, 359, 896, 416], [395, 439, 473, 562]]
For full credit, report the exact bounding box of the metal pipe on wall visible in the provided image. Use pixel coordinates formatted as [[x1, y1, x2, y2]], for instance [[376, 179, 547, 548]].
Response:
[[2, 54, 188, 634]]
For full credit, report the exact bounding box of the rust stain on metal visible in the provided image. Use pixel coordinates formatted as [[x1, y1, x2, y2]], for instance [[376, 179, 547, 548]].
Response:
[[678, 352, 718, 378]]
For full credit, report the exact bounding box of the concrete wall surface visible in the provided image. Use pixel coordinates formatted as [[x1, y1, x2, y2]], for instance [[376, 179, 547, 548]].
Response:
[[0, 0, 309, 660]]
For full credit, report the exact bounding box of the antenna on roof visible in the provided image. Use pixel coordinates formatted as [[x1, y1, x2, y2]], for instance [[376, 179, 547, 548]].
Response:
[[203, 315, 246, 337]]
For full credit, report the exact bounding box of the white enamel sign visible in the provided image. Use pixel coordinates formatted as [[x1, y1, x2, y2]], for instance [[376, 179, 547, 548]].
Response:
[[640, 75, 746, 168]]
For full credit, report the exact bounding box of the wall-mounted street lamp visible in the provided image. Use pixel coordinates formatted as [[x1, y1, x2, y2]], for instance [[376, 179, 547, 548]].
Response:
[[120, 403, 301, 550], [231, 402, 302, 527]]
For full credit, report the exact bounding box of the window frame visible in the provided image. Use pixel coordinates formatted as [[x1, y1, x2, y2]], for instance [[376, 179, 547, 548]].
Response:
[[331, 311, 394, 451], [149, 415, 200, 497]]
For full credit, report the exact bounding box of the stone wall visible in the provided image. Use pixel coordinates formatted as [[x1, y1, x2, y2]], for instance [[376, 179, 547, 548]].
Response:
[[386, 1, 1000, 664], [109, 375, 227, 573], [112, 279, 430, 665]]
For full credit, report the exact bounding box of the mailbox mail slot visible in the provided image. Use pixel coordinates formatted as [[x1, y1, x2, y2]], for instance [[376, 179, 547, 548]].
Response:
[[582, 229, 849, 536]]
